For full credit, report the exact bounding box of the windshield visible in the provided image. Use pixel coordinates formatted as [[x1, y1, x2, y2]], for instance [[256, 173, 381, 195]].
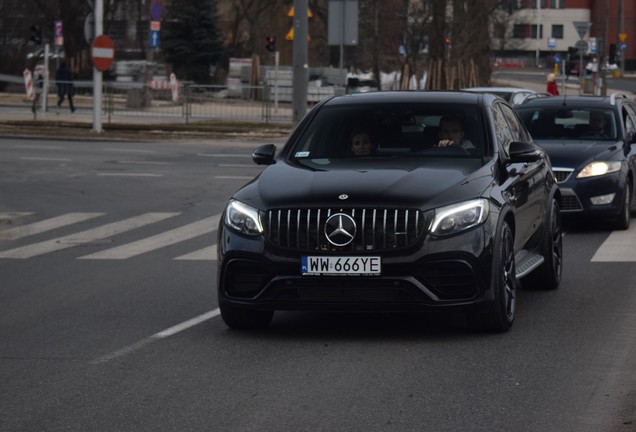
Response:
[[517, 107, 618, 141], [289, 103, 486, 169]]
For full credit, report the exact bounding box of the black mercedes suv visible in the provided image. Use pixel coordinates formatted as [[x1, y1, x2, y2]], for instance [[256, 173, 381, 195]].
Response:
[[217, 91, 562, 332]]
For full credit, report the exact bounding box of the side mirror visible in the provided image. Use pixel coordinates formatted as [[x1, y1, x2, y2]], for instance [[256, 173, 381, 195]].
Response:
[[252, 144, 277, 165], [508, 141, 543, 163]]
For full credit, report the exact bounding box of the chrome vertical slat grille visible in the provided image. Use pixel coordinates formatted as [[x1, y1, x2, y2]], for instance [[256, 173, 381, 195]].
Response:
[[263, 207, 426, 252]]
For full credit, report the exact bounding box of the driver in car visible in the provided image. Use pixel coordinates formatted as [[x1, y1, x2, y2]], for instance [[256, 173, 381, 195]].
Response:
[[436, 116, 476, 151]]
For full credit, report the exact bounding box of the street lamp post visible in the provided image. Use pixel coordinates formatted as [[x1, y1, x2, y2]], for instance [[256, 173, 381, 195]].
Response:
[[536, 1, 541, 68]]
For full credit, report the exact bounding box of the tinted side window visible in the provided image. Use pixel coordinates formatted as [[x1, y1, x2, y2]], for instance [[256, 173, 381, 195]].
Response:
[[492, 104, 515, 155], [623, 104, 636, 140], [499, 103, 530, 142]]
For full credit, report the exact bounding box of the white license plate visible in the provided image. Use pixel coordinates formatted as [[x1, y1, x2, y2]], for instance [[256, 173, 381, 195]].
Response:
[[301, 256, 381, 276]]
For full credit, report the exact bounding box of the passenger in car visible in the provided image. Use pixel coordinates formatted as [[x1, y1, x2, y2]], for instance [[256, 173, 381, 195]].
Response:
[[436, 116, 476, 151], [349, 129, 377, 155]]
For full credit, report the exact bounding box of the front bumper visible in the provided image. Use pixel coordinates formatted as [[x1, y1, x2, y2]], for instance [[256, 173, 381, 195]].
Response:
[[217, 223, 496, 312], [556, 170, 625, 216]]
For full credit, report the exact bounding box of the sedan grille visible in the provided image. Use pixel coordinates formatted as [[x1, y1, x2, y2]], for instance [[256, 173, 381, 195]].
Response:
[[263, 208, 428, 252], [552, 168, 574, 183]]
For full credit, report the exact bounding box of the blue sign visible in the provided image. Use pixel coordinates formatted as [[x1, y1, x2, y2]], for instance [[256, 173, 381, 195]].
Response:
[[150, 0, 162, 21], [150, 30, 160, 48], [554, 54, 561, 63], [620, 43, 627, 51]]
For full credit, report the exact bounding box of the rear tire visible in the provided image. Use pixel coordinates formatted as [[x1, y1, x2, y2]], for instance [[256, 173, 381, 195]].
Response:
[[524, 198, 562, 290], [468, 222, 517, 333], [220, 303, 274, 330]]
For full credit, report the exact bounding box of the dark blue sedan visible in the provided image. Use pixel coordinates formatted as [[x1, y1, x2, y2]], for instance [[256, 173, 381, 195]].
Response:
[[515, 94, 636, 229]]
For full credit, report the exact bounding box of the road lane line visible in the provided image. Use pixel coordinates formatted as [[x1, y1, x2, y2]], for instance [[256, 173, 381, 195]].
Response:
[[591, 225, 636, 262], [19, 157, 72, 162], [174, 244, 217, 261], [90, 309, 220, 364], [97, 173, 163, 177], [0, 212, 180, 259], [78, 214, 221, 259], [0, 213, 104, 241]]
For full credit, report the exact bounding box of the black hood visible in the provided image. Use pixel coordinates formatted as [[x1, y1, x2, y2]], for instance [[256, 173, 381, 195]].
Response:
[[536, 139, 621, 169], [233, 160, 493, 210]]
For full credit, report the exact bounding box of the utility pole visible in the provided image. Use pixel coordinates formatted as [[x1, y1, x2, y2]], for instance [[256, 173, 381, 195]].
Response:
[[292, 0, 308, 125], [536, 0, 541, 67], [92, 0, 103, 133]]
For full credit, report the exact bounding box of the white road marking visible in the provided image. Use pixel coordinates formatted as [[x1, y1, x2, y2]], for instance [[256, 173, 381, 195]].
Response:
[[214, 175, 255, 180], [174, 244, 217, 261], [15, 145, 66, 150], [0, 212, 33, 219], [78, 214, 221, 259], [20, 157, 72, 162], [0, 212, 180, 259], [97, 173, 163, 177], [103, 148, 157, 154], [197, 153, 249, 158], [0, 213, 104, 241], [117, 160, 171, 166], [90, 309, 221, 364], [591, 224, 636, 262]]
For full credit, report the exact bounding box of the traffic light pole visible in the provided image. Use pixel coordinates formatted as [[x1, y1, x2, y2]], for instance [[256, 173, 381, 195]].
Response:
[[92, 0, 104, 133], [41, 43, 49, 113]]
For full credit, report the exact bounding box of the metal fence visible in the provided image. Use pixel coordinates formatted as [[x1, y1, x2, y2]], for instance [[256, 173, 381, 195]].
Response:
[[0, 73, 346, 125]]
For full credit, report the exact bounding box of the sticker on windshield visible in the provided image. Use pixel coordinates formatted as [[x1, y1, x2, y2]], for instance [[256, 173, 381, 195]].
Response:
[[295, 151, 310, 158]]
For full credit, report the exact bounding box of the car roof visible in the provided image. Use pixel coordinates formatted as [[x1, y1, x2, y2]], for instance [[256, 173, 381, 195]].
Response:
[[322, 90, 498, 106], [463, 86, 536, 93], [516, 94, 630, 110]]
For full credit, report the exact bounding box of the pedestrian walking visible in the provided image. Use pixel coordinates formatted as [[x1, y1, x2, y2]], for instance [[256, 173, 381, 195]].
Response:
[[546, 73, 559, 96], [55, 62, 75, 113]]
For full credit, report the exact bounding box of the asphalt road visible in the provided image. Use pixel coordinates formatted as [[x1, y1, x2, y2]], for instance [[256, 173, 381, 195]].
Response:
[[1, 137, 636, 432]]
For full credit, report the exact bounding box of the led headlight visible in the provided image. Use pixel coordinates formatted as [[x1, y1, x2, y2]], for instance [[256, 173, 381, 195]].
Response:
[[576, 161, 621, 178], [225, 200, 263, 236], [430, 198, 490, 236]]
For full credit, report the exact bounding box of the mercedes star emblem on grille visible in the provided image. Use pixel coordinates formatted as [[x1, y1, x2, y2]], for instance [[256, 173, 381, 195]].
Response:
[[339, 194, 349, 200], [324, 213, 357, 246]]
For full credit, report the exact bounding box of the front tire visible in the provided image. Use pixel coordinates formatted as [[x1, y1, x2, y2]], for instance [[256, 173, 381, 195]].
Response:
[[468, 222, 517, 332], [220, 302, 274, 330], [613, 181, 631, 230]]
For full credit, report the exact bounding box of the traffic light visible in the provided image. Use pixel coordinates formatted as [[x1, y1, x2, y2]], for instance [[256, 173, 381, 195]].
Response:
[[30, 24, 42, 45], [265, 36, 276, 53]]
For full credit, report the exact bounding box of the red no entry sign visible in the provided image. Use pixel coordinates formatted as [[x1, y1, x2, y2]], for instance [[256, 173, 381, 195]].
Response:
[[91, 35, 115, 71]]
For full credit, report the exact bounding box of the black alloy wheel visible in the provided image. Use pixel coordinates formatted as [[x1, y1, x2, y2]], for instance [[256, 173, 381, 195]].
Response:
[[469, 222, 517, 332]]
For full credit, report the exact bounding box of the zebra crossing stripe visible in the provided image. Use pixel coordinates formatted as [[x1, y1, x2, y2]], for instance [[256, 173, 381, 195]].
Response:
[[0, 213, 180, 259], [591, 225, 636, 262], [78, 214, 221, 260], [174, 244, 217, 261], [0, 213, 104, 241]]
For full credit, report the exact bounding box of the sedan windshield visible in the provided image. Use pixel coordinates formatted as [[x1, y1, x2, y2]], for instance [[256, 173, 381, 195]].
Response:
[[517, 108, 618, 141], [289, 103, 485, 168]]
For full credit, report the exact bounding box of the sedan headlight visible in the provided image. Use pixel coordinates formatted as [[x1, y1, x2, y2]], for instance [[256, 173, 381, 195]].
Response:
[[225, 200, 263, 236], [429, 199, 490, 236], [576, 161, 621, 178]]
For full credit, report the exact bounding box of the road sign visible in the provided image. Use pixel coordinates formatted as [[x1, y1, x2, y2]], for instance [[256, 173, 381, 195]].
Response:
[[574, 39, 589, 53], [554, 54, 561, 63], [91, 35, 115, 71], [573, 21, 591, 40], [150, 30, 160, 48], [150, 21, 161, 31], [619, 33, 627, 42], [548, 37, 556, 49], [620, 43, 627, 51], [150, 0, 162, 21]]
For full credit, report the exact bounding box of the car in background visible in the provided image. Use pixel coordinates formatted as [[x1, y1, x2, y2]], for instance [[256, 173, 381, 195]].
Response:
[[462, 86, 549, 106], [515, 93, 636, 229], [217, 91, 562, 333]]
